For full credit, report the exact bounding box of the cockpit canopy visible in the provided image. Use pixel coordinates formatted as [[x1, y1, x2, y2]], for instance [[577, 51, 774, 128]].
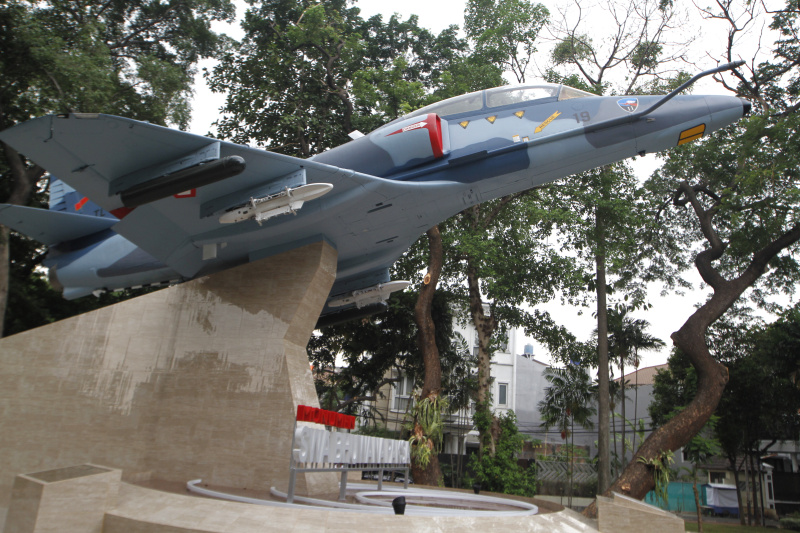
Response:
[[395, 83, 595, 124]]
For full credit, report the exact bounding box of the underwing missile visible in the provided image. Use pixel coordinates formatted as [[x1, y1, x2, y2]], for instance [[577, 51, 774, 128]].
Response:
[[219, 183, 333, 225]]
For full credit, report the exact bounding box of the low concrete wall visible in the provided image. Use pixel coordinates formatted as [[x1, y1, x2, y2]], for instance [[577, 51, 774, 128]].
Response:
[[597, 492, 684, 533], [4, 465, 121, 533]]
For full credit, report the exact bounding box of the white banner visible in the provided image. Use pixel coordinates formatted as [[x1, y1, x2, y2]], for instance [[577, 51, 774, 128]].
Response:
[[293, 426, 410, 467]]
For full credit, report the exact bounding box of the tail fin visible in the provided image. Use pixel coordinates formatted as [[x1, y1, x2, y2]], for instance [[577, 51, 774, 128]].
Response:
[[50, 177, 117, 220]]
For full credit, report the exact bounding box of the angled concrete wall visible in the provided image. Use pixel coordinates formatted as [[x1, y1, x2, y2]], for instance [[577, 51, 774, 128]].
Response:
[[597, 492, 684, 533], [0, 240, 339, 524]]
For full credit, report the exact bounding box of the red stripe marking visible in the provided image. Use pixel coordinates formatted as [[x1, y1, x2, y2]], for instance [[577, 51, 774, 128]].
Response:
[[427, 113, 444, 159], [74, 197, 89, 211], [385, 113, 444, 159], [110, 207, 134, 219]]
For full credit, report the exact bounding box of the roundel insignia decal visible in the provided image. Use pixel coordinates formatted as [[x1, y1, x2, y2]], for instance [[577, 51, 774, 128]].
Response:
[[617, 98, 639, 112]]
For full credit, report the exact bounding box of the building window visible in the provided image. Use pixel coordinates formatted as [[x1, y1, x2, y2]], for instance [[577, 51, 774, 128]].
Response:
[[709, 471, 726, 484], [392, 374, 414, 412], [498, 383, 508, 406]]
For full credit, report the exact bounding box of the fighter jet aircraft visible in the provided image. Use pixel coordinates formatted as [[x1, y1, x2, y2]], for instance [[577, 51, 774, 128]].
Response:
[[0, 62, 750, 326]]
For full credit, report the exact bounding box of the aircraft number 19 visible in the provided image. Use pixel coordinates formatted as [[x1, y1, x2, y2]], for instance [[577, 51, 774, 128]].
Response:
[[573, 112, 591, 123]]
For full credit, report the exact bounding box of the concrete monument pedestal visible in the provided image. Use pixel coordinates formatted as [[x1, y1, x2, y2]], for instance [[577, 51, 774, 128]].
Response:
[[0, 240, 339, 525]]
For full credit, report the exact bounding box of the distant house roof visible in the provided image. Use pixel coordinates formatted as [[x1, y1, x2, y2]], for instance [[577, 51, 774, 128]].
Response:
[[518, 355, 550, 367], [616, 364, 668, 386], [698, 455, 750, 472]]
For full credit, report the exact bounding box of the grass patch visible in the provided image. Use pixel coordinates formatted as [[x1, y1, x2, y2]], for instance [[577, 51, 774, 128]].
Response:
[[684, 521, 777, 532]]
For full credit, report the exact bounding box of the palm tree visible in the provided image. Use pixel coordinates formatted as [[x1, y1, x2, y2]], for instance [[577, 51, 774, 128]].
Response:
[[539, 365, 597, 507], [606, 309, 665, 468]]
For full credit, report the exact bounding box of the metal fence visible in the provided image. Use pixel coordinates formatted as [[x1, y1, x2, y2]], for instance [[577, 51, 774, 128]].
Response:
[[537, 461, 598, 485]]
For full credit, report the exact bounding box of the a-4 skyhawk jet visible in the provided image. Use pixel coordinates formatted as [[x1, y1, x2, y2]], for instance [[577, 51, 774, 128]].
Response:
[[0, 62, 750, 326]]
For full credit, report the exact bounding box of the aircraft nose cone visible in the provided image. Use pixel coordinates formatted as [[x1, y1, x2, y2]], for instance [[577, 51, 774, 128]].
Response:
[[740, 98, 752, 116]]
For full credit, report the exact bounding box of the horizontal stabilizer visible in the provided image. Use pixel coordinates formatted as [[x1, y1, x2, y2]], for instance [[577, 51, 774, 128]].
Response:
[[0, 204, 116, 245]]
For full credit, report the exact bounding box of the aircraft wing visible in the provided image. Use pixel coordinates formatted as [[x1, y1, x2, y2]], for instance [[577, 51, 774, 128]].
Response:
[[0, 114, 455, 280], [0, 204, 117, 246]]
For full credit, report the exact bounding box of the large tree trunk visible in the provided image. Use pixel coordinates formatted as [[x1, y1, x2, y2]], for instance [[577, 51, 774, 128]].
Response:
[[595, 211, 611, 493], [411, 225, 444, 486], [745, 454, 753, 524], [410, 454, 441, 486], [584, 183, 800, 518], [467, 262, 498, 456], [582, 306, 729, 519], [620, 359, 626, 469], [692, 468, 703, 533], [416, 226, 443, 399], [730, 455, 746, 526]]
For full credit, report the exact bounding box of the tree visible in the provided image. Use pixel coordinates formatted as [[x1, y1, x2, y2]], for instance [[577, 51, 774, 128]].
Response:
[[598, 0, 800, 506], [544, 0, 690, 493], [307, 290, 465, 415], [441, 192, 582, 456], [209, 0, 366, 156], [539, 364, 597, 507], [648, 308, 800, 523], [208, 1, 479, 157], [465, 411, 538, 497], [410, 225, 446, 485], [605, 308, 664, 468], [464, 0, 549, 83], [0, 0, 236, 336]]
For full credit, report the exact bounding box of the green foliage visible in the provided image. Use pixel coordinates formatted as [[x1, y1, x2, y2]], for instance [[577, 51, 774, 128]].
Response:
[[539, 365, 597, 438], [307, 289, 470, 415], [649, 306, 800, 466], [209, 1, 490, 156], [685, 524, 777, 533], [472, 398, 495, 451], [541, 163, 682, 315], [354, 424, 398, 439], [551, 35, 594, 66], [1, 0, 233, 129], [648, 349, 697, 427], [648, 0, 800, 313], [606, 308, 665, 369], [637, 450, 674, 505], [464, 0, 549, 82], [439, 193, 585, 362], [713, 308, 800, 460], [465, 411, 538, 497], [780, 517, 800, 531], [405, 394, 448, 468]]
